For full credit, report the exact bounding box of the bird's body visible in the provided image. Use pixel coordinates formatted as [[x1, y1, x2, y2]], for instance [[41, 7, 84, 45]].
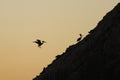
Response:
[[77, 34, 82, 42], [33, 39, 46, 48]]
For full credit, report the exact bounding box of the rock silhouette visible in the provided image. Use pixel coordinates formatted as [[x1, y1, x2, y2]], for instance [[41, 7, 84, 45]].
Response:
[[33, 3, 120, 80]]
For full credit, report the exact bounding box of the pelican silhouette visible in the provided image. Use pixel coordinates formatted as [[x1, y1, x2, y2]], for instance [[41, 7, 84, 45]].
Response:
[[77, 34, 82, 42], [33, 39, 46, 48]]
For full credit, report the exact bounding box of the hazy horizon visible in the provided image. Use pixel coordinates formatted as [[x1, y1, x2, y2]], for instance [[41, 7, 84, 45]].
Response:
[[0, 0, 120, 80]]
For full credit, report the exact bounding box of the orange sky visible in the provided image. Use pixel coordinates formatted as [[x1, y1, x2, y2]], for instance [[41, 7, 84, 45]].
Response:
[[0, 0, 120, 80]]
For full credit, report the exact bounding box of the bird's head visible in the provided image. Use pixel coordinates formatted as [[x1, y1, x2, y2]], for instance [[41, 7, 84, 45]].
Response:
[[79, 34, 82, 36], [42, 41, 46, 43]]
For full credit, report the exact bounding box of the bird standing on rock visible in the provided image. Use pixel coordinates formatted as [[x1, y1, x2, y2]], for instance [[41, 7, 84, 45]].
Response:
[[77, 34, 82, 42], [33, 39, 46, 48]]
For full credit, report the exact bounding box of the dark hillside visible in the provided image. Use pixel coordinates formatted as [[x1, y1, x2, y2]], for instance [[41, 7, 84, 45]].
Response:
[[33, 3, 120, 80]]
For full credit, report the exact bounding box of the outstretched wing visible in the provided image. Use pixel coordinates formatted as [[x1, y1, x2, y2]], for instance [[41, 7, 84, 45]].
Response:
[[36, 39, 41, 43]]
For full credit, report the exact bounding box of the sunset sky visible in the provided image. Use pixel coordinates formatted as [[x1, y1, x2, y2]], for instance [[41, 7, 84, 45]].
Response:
[[0, 0, 120, 80]]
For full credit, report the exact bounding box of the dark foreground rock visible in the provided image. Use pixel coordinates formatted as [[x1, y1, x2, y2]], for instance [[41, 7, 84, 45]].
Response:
[[33, 3, 120, 80]]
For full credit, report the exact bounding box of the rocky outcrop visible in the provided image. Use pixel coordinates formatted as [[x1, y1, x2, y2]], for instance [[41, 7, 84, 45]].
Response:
[[33, 3, 120, 80]]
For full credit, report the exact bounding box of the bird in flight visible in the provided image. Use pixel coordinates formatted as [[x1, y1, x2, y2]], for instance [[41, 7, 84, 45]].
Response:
[[77, 34, 82, 42], [33, 39, 46, 48]]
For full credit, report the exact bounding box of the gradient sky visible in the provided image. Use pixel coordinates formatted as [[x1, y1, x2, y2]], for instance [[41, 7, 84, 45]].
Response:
[[0, 0, 120, 80]]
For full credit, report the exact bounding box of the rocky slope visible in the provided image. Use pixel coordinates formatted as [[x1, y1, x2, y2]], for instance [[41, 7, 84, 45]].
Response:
[[33, 3, 120, 80]]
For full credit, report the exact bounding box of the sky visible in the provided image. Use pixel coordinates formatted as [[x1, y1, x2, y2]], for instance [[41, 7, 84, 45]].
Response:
[[0, 0, 120, 80]]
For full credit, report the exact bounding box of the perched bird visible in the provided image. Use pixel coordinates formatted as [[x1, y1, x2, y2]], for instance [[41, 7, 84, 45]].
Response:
[[77, 34, 82, 42], [33, 39, 46, 48]]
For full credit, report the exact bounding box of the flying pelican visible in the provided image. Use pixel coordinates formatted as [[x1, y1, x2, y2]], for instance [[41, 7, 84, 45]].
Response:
[[77, 34, 82, 42], [33, 39, 46, 48]]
